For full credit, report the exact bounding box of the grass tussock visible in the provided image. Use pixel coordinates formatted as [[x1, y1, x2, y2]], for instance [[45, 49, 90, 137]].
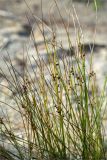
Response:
[[0, 0, 107, 160]]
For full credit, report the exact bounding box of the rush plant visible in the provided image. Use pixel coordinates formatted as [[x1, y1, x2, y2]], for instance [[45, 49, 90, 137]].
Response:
[[0, 0, 107, 160]]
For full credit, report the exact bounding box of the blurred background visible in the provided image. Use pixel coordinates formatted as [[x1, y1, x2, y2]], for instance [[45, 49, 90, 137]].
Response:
[[0, 0, 107, 75]]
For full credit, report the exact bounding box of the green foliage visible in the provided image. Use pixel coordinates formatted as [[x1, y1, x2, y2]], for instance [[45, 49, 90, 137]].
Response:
[[93, 0, 103, 10]]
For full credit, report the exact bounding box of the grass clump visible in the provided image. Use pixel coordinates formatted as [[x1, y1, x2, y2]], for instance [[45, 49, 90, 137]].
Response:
[[0, 1, 107, 160]]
